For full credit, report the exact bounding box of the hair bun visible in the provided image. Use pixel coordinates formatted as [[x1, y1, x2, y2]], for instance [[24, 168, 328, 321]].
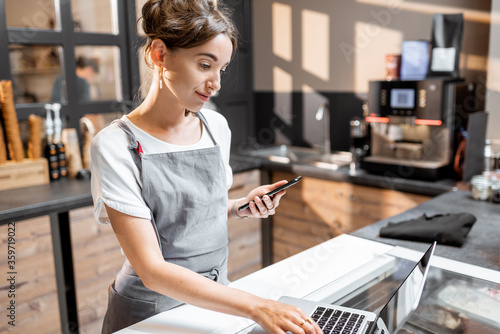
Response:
[[140, 0, 164, 37], [138, 0, 238, 68]]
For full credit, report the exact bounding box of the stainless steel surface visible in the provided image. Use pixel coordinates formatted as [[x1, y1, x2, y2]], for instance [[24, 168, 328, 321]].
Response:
[[315, 102, 331, 156], [389, 141, 424, 160], [243, 145, 352, 169]]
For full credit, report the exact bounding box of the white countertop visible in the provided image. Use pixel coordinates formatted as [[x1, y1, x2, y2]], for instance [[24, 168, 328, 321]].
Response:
[[116, 234, 500, 334]]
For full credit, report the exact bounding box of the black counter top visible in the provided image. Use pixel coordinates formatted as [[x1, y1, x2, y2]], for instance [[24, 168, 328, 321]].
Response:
[[0, 178, 93, 225], [351, 190, 500, 270], [0, 153, 461, 225], [231, 153, 459, 197], [230, 154, 262, 174]]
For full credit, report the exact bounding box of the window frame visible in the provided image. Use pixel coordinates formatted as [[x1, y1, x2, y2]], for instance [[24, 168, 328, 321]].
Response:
[[0, 0, 141, 131]]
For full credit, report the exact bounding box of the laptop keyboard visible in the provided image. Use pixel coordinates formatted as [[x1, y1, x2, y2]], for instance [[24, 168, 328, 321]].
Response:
[[310, 306, 365, 334]]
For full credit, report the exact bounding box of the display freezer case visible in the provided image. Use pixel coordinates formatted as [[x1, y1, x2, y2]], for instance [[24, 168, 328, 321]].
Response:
[[303, 251, 500, 334]]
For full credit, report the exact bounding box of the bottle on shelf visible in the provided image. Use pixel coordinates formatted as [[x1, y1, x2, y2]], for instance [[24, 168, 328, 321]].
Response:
[[349, 101, 371, 168], [44, 104, 60, 181], [52, 103, 68, 178], [484, 139, 493, 174]]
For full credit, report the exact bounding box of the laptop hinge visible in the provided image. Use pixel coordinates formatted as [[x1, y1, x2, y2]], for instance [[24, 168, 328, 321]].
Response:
[[365, 319, 376, 334]]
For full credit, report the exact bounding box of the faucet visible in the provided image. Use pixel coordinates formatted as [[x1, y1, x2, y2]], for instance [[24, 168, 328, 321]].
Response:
[[315, 102, 331, 156]]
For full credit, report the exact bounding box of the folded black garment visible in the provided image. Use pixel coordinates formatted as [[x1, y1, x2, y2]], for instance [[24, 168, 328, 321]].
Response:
[[380, 212, 476, 247]]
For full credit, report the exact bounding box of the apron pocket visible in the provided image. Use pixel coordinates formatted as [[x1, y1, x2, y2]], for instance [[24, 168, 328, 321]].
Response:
[[102, 282, 157, 334], [199, 266, 229, 286]]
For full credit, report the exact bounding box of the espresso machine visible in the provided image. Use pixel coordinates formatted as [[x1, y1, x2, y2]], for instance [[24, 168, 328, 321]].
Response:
[[360, 78, 478, 181]]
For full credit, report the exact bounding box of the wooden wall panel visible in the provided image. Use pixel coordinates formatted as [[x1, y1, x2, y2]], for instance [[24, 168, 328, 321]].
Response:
[[0, 216, 61, 334], [69, 206, 123, 334], [227, 169, 262, 281]]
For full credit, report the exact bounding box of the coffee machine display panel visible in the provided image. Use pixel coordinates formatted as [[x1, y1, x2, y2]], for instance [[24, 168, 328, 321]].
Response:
[[369, 79, 456, 121], [390, 88, 415, 110]]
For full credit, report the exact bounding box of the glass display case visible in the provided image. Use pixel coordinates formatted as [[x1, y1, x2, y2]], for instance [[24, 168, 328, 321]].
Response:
[[310, 255, 500, 333]]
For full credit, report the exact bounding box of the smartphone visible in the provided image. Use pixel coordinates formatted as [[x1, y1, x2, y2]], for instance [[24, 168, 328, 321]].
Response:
[[237, 176, 302, 211]]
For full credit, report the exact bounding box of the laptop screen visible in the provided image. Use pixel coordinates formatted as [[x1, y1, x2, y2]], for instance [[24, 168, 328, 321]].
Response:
[[374, 242, 436, 333]]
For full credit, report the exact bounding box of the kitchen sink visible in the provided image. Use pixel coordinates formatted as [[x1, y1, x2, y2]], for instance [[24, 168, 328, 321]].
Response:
[[242, 145, 352, 169], [301, 151, 353, 169], [244, 145, 319, 162]]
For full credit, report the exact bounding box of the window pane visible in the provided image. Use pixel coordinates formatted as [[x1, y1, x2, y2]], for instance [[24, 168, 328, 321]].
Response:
[[5, 0, 58, 30], [135, 0, 148, 36], [9, 44, 64, 104], [72, 0, 118, 34], [75, 46, 122, 102]]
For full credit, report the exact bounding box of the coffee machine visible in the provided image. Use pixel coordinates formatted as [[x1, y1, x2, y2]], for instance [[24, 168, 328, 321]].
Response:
[[360, 78, 478, 181]]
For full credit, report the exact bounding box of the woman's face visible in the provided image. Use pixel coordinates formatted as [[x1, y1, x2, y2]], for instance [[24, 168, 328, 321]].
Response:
[[162, 33, 233, 112]]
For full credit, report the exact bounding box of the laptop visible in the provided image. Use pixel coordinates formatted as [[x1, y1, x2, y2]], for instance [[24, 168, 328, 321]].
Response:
[[251, 242, 436, 334]]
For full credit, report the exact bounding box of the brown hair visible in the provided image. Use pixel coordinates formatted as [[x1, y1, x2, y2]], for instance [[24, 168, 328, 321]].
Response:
[[138, 0, 238, 68]]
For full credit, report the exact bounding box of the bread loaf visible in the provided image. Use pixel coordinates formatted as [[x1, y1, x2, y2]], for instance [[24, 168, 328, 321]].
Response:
[[0, 80, 24, 161], [28, 114, 42, 159], [0, 121, 7, 164]]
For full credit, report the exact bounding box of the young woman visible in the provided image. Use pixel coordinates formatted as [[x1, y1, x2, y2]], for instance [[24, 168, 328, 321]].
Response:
[[91, 1, 321, 333]]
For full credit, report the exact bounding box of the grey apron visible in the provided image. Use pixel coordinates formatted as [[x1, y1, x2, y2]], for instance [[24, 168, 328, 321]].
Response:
[[102, 112, 230, 334]]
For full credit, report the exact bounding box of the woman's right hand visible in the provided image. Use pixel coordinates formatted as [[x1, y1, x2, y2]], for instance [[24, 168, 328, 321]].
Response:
[[250, 298, 323, 334]]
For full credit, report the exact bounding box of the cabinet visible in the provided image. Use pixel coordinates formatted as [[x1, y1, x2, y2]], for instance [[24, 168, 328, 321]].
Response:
[[271, 171, 431, 262], [227, 169, 262, 280]]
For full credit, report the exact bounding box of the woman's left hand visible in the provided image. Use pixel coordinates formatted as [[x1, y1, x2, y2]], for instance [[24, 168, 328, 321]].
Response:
[[238, 180, 288, 219]]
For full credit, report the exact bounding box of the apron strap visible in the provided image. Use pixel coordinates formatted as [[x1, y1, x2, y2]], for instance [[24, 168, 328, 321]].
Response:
[[112, 118, 163, 253], [194, 111, 218, 146], [112, 119, 143, 173]]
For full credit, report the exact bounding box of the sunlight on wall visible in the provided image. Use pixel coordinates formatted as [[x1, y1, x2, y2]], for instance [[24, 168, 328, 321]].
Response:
[[272, 2, 292, 62], [356, 0, 491, 23], [493, 10, 500, 25], [273, 66, 294, 134], [461, 54, 489, 72], [302, 84, 315, 93], [273, 66, 293, 92], [486, 56, 500, 93], [302, 9, 330, 82], [353, 21, 403, 92]]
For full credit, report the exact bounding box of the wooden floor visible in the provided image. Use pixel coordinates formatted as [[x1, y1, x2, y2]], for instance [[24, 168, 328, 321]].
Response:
[[0, 170, 262, 334]]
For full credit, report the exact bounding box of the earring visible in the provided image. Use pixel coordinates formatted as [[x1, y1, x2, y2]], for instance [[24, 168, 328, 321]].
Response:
[[159, 66, 163, 89]]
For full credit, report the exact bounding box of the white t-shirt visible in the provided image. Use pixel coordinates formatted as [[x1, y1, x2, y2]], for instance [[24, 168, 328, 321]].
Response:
[[91, 109, 233, 225]]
